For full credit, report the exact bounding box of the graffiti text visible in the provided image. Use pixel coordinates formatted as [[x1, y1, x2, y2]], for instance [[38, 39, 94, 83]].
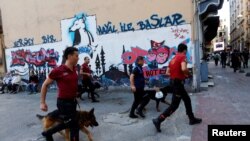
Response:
[[97, 21, 118, 35], [120, 22, 135, 32], [137, 13, 185, 30], [144, 68, 166, 78], [42, 35, 57, 43], [171, 28, 189, 39], [11, 48, 59, 67], [13, 38, 34, 47]]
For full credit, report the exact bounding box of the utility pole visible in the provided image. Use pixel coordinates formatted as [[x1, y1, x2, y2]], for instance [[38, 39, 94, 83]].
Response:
[[192, 0, 202, 92]]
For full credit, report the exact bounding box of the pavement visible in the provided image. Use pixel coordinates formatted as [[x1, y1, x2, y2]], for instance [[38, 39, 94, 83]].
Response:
[[0, 62, 250, 141]]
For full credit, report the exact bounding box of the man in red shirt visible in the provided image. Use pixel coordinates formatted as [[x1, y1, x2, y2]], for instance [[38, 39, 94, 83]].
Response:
[[40, 47, 80, 141], [80, 57, 99, 102], [152, 43, 202, 132]]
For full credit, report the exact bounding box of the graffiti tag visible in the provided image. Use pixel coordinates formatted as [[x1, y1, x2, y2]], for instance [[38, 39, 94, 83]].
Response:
[[143, 68, 166, 78], [171, 27, 189, 39], [97, 21, 118, 35], [10, 48, 59, 67], [42, 35, 57, 43], [13, 38, 34, 47], [137, 13, 185, 30], [97, 13, 186, 35]]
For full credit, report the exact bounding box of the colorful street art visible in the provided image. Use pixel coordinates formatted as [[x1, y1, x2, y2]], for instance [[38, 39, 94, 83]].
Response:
[[10, 48, 59, 67], [5, 42, 63, 79], [5, 13, 193, 87], [61, 14, 98, 58]]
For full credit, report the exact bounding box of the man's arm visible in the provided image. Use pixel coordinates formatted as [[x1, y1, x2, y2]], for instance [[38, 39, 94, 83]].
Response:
[[165, 67, 170, 76], [181, 61, 190, 76], [80, 67, 91, 77], [130, 74, 136, 92], [40, 77, 54, 112]]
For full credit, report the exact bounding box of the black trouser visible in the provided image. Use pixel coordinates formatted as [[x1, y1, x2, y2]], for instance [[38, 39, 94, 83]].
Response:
[[42, 98, 79, 141], [82, 79, 96, 101], [244, 59, 248, 68], [160, 79, 193, 118], [0, 84, 7, 92], [11, 84, 19, 92], [221, 59, 226, 68], [214, 59, 219, 66], [130, 88, 150, 115]]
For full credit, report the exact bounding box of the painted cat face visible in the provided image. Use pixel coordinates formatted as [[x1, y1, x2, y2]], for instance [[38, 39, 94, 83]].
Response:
[[147, 49, 157, 62], [156, 47, 169, 64]]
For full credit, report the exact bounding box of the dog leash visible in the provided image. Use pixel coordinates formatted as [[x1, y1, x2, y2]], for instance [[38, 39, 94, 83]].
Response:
[[76, 99, 81, 110]]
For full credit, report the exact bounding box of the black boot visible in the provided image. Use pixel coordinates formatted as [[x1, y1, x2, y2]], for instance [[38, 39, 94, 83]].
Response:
[[41, 122, 66, 141], [92, 99, 100, 103], [152, 116, 165, 132], [129, 113, 138, 118], [188, 114, 202, 125], [136, 109, 145, 118]]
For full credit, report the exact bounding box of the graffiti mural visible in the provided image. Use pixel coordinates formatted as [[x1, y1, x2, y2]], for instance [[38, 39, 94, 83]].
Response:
[[61, 14, 98, 58], [5, 13, 192, 88], [93, 24, 193, 87], [5, 42, 64, 76], [10, 48, 59, 67]]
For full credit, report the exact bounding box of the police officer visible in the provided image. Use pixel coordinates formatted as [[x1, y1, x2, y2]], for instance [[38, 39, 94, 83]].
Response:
[[152, 43, 202, 132], [129, 56, 150, 118], [40, 47, 80, 141]]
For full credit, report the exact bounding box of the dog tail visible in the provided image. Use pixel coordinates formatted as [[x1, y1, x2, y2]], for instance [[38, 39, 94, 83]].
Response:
[[36, 114, 45, 120]]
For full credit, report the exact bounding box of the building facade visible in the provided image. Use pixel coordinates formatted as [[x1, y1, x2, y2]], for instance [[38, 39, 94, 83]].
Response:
[[230, 0, 250, 51], [212, 18, 229, 52], [0, 0, 223, 88]]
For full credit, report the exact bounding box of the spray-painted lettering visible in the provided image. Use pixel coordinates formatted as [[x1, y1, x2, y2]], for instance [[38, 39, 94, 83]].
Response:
[[144, 68, 166, 78], [13, 38, 34, 47], [42, 35, 57, 43], [137, 13, 185, 30], [97, 21, 118, 35], [10, 48, 59, 67], [171, 27, 189, 39], [120, 22, 135, 32], [97, 13, 186, 35]]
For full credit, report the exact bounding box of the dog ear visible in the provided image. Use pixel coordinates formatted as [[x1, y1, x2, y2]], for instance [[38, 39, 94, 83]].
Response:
[[90, 108, 95, 114]]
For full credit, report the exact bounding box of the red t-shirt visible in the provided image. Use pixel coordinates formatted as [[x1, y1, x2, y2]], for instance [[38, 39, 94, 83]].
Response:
[[49, 65, 78, 99], [169, 53, 187, 80], [81, 63, 91, 80]]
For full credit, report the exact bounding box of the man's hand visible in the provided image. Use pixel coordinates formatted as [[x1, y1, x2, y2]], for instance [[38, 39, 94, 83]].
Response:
[[40, 102, 48, 112], [87, 73, 91, 77], [154, 87, 160, 92], [131, 86, 136, 93]]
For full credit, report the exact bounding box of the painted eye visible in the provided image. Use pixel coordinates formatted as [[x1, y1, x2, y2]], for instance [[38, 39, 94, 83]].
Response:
[[158, 53, 165, 57]]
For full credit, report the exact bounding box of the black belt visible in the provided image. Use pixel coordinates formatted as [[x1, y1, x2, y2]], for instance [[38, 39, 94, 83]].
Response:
[[170, 79, 185, 84], [57, 98, 76, 102]]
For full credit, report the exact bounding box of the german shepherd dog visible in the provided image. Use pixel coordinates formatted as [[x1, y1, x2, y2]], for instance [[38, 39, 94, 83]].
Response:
[[144, 85, 173, 112], [77, 82, 101, 100], [36, 108, 98, 141]]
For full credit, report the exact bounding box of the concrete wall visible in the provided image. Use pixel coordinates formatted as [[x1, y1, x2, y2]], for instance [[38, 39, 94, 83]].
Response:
[[0, 0, 193, 47]]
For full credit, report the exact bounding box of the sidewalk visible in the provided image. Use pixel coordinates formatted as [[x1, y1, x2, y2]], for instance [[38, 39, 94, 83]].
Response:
[[192, 62, 250, 141]]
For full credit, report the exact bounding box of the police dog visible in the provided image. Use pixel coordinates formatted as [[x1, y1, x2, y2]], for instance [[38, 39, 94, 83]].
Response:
[[144, 86, 172, 112], [36, 108, 98, 141]]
